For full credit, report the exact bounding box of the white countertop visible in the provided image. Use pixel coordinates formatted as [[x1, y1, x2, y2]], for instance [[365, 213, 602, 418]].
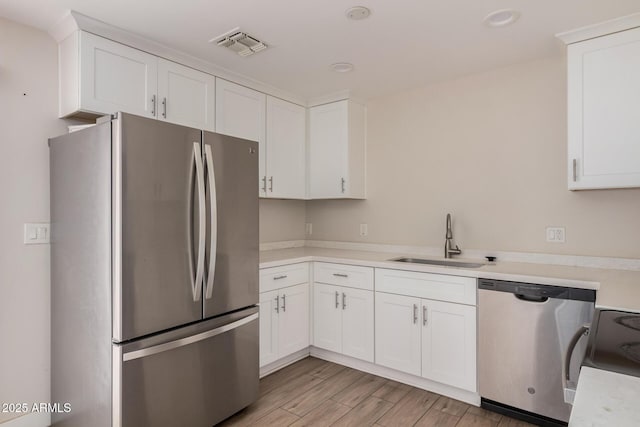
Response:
[[259, 246, 640, 312], [569, 367, 640, 426]]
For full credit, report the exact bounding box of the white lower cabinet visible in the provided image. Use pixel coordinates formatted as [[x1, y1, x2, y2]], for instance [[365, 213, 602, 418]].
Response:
[[313, 283, 374, 362], [374, 267, 477, 393], [259, 281, 309, 367], [375, 292, 422, 376], [375, 291, 476, 391], [421, 299, 476, 391]]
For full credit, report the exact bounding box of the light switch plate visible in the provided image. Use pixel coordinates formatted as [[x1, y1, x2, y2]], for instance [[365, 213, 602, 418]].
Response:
[[24, 223, 50, 245], [360, 223, 368, 236], [305, 223, 313, 235], [546, 227, 565, 243]]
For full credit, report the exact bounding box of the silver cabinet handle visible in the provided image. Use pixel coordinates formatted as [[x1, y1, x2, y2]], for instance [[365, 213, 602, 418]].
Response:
[[162, 97, 167, 118], [273, 275, 288, 280], [335, 291, 339, 308], [123, 313, 258, 362], [341, 177, 346, 193], [261, 176, 267, 193], [151, 94, 156, 116], [269, 176, 273, 192], [572, 159, 577, 182], [413, 304, 418, 324], [274, 295, 279, 314], [333, 273, 348, 278], [204, 144, 217, 300], [342, 292, 346, 310], [423, 305, 427, 326], [192, 142, 205, 302], [281, 294, 286, 312]]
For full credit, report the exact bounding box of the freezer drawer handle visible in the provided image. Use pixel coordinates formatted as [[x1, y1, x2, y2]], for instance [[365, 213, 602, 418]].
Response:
[[122, 313, 259, 362], [192, 142, 206, 302], [204, 144, 217, 300]]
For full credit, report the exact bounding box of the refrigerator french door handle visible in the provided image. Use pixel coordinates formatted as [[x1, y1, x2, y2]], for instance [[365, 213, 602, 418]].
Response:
[[192, 142, 205, 302], [122, 313, 259, 362], [204, 144, 217, 300]]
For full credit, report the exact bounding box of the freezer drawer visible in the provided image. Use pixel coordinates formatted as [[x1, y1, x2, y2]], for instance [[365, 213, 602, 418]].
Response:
[[114, 308, 259, 427]]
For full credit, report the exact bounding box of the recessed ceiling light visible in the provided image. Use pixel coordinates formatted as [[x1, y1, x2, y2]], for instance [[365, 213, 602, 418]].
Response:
[[346, 6, 371, 21], [331, 62, 354, 73], [484, 9, 520, 28]]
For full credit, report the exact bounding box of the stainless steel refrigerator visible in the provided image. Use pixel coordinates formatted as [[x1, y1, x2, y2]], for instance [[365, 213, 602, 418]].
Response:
[[50, 112, 259, 426]]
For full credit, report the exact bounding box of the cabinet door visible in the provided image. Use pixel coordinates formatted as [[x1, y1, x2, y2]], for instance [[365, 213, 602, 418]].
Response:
[[157, 59, 215, 131], [266, 97, 306, 199], [259, 290, 280, 367], [309, 101, 348, 198], [80, 32, 157, 118], [421, 299, 476, 392], [312, 283, 342, 353], [568, 27, 640, 189], [375, 292, 422, 376], [342, 288, 374, 363], [278, 283, 310, 357], [215, 79, 266, 195]]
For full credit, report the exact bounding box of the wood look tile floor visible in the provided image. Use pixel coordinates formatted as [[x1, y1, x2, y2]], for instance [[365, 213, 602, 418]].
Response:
[[219, 357, 535, 427]]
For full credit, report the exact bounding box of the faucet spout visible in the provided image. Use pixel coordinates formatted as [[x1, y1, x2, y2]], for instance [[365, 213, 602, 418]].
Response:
[[444, 213, 462, 259]]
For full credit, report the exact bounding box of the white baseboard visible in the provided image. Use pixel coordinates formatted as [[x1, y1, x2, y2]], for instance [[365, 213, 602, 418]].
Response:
[[259, 348, 310, 378], [0, 412, 50, 427], [304, 346, 480, 406]]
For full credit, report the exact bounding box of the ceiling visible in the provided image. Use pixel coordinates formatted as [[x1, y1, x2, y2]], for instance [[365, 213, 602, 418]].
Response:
[[1, 0, 639, 102]]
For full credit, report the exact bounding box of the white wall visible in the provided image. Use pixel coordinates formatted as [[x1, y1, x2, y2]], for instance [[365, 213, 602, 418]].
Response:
[[0, 18, 72, 424], [306, 56, 640, 259]]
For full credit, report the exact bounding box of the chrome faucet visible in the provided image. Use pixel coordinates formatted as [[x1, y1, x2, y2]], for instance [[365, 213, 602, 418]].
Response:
[[444, 213, 462, 258]]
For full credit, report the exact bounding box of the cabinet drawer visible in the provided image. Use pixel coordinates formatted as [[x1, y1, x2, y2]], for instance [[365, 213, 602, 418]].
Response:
[[313, 262, 374, 291], [375, 269, 476, 306], [260, 263, 309, 293]]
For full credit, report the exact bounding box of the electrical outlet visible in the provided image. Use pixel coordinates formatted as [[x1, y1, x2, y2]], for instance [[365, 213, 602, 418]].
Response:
[[546, 227, 565, 243], [359, 223, 368, 236], [24, 223, 50, 245], [305, 223, 313, 235]]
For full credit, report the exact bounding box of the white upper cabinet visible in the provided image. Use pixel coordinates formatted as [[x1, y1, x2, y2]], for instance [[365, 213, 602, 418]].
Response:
[[265, 96, 306, 199], [157, 59, 216, 131], [60, 31, 158, 118], [215, 79, 267, 195], [567, 26, 640, 190], [309, 100, 366, 199], [59, 31, 215, 131]]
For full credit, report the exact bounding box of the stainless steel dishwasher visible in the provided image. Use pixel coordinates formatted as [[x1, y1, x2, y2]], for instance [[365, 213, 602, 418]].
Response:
[[478, 278, 595, 427]]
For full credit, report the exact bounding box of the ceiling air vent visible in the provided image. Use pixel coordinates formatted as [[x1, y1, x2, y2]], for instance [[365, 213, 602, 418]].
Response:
[[210, 28, 268, 57]]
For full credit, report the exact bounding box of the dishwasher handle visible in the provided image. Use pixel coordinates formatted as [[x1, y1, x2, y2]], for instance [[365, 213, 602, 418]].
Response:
[[515, 294, 548, 303]]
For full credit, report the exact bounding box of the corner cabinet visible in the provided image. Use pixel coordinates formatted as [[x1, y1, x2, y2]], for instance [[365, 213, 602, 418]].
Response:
[[216, 79, 306, 199], [309, 100, 366, 199], [374, 269, 477, 392], [259, 263, 310, 367], [567, 26, 640, 190], [59, 31, 216, 131]]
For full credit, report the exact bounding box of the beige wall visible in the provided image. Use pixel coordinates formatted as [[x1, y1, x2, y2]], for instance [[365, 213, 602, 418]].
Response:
[[0, 18, 72, 423], [307, 56, 640, 259], [260, 199, 306, 243]]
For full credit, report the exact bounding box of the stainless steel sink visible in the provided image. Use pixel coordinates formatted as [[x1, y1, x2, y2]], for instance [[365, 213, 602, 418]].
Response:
[[390, 257, 485, 268]]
